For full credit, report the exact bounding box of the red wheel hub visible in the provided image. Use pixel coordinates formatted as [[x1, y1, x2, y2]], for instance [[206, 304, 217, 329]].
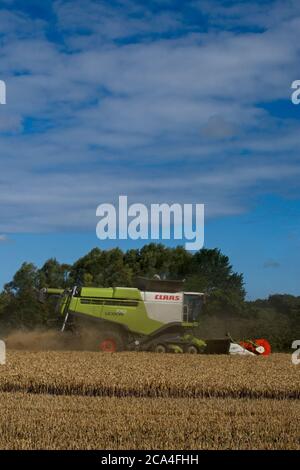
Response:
[[99, 338, 117, 352]]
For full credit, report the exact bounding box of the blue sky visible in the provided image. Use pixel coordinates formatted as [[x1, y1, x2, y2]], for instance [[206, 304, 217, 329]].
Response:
[[0, 0, 300, 299]]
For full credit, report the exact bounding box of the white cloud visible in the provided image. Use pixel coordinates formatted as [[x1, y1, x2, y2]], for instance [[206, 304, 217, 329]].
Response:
[[196, 0, 300, 30], [0, 0, 299, 232], [54, 0, 183, 45]]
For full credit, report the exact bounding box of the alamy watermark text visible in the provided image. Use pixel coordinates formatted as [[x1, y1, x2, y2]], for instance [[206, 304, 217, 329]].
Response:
[[96, 196, 204, 251], [291, 340, 300, 365], [0, 340, 6, 365], [0, 80, 6, 105]]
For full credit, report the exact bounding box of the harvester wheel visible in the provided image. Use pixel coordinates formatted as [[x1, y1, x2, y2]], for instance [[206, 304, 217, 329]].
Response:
[[185, 345, 198, 354], [153, 344, 167, 353], [98, 330, 124, 352]]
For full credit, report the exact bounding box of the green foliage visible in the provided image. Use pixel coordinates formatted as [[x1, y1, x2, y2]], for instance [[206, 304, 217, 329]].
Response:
[[184, 249, 245, 315], [0, 261, 65, 329], [246, 295, 300, 351], [68, 248, 133, 287], [38, 259, 71, 289]]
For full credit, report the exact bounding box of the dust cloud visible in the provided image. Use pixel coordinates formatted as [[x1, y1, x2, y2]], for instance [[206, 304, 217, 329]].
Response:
[[5, 327, 102, 352]]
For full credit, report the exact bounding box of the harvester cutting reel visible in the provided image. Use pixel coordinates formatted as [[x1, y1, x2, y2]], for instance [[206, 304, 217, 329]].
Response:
[[228, 334, 271, 356]]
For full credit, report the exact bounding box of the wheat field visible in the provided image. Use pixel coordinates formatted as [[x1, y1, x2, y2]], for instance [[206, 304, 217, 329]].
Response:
[[1, 351, 299, 449]]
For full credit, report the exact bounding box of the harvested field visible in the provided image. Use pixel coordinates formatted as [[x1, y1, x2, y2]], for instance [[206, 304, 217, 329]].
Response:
[[1, 351, 299, 449]]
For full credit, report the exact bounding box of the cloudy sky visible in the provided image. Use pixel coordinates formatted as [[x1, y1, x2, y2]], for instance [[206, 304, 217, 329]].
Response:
[[0, 0, 300, 298]]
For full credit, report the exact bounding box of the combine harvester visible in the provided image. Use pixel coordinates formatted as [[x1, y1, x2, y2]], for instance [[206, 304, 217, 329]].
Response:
[[39, 277, 271, 355]]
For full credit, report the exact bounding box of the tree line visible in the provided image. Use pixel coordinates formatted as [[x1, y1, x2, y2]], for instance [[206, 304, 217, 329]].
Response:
[[0, 243, 298, 351]]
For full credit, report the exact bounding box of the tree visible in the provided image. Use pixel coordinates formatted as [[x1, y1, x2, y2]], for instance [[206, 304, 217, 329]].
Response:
[[138, 244, 171, 278], [1, 263, 47, 328], [38, 258, 71, 289], [184, 249, 245, 315], [69, 248, 133, 287], [4, 262, 39, 294]]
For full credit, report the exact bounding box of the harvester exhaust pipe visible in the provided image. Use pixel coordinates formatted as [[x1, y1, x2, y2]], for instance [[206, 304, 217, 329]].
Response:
[[38, 288, 65, 303]]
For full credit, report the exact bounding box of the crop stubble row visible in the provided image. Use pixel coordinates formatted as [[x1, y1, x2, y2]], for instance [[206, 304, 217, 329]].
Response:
[[1, 392, 299, 449], [0, 351, 299, 399]]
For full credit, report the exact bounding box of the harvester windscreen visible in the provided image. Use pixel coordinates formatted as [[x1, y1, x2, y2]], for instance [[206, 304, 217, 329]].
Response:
[[184, 294, 203, 322]]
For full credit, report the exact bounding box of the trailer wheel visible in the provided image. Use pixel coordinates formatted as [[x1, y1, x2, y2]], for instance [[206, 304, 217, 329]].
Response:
[[185, 345, 198, 354], [153, 344, 167, 353], [99, 330, 124, 352]]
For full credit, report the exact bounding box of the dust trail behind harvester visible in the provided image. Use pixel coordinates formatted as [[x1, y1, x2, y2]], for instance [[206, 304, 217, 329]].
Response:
[[5, 327, 102, 352], [5, 329, 72, 351]]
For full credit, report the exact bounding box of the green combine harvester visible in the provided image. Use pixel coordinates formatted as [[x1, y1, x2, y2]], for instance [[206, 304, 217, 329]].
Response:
[[39, 277, 230, 354]]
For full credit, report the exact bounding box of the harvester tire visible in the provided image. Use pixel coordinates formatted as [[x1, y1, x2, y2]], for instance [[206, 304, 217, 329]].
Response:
[[98, 330, 125, 352], [153, 344, 167, 353], [185, 345, 198, 354]]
